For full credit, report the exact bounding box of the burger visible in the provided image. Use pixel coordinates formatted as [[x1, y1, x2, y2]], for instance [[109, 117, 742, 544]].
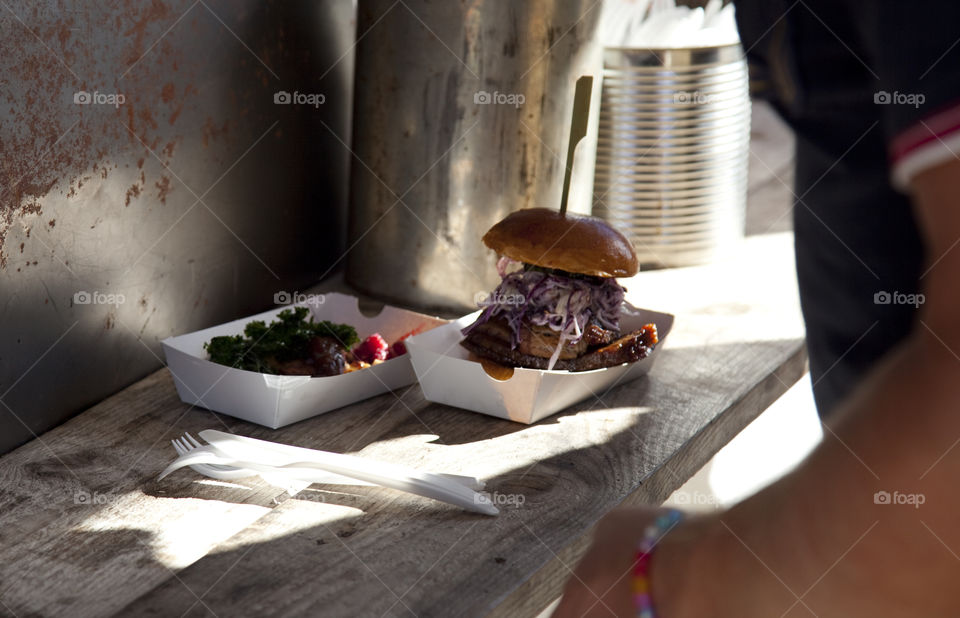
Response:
[[460, 208, 658, 371]]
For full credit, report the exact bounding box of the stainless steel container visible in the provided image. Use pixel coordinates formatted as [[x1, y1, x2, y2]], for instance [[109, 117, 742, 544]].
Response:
[[593, 44, 750, 268], [347, 0, 602, 314]]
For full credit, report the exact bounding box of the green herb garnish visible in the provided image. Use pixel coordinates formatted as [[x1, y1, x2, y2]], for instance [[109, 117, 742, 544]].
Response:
[[203, 307, 359, 373]]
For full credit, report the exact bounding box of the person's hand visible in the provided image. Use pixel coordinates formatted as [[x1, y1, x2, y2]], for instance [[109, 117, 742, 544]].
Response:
[[552, 507, 702, 618]]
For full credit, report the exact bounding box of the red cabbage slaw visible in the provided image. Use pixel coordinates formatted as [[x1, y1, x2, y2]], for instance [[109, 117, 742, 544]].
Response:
[[462, 257, 626, 369]]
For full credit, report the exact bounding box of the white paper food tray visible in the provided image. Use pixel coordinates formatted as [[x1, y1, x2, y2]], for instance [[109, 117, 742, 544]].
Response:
[[161, 293, 447, 428], [406, 306, 673, 424]]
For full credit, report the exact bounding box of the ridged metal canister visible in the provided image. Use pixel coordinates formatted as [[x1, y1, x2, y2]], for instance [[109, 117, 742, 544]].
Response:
[[593, 43, 750, 267]]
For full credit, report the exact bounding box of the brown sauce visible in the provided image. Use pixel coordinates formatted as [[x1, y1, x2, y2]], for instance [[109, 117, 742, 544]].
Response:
[[467, 352, 515, 380]]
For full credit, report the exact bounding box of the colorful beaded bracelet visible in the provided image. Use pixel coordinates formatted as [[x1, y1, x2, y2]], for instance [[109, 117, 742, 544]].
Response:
[[633, 509, 685, 618]]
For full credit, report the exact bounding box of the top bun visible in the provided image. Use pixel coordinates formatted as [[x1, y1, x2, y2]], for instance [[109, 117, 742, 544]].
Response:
[[482, 208, 639, 278]]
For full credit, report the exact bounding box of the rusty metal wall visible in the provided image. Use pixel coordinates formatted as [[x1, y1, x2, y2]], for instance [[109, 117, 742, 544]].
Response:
[[0, 0, 356, 454]]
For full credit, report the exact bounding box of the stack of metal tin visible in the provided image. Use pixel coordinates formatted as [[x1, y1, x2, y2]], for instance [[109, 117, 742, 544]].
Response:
[[593, 43, 750, 267]]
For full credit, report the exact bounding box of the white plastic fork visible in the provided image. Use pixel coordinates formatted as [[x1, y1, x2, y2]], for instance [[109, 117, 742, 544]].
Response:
[[170, 433, 487, 491], [170, 434, 377, 485], [171, 436, 255, 480], [161, 432, 498, 515]]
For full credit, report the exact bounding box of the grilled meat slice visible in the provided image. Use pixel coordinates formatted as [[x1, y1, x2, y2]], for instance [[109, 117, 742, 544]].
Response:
[[468, 318, 512, 344], [469, 318, 619, 361], [582, 323, 618, 346], [271, 358, 315, 376], [269, 336, 346, 377], [563, 325, 658, 371], [519, 322, 590, 359], [307, 336, 347, 376], [461, 323, 658, 372]]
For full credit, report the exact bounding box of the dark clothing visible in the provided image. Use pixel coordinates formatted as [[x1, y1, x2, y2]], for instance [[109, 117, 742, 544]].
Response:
[[734, 1, 960, 415]]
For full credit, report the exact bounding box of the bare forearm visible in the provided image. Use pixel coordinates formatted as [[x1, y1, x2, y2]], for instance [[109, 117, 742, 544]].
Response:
[[655, 328, 960, 616]]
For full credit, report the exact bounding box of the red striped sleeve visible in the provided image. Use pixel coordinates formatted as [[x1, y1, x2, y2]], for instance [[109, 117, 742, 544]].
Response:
[[890, 101, 960, 190]]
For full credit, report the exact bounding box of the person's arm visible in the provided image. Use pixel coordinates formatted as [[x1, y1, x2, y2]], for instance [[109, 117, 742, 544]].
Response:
[[555, 157, 960, 617]]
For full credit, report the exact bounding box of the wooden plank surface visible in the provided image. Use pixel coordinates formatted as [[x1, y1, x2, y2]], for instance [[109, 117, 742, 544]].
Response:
[[0, 228, 804, 618]]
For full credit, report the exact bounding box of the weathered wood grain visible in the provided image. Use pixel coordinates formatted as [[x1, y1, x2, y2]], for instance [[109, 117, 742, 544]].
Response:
[[0, 230, 803, 617]]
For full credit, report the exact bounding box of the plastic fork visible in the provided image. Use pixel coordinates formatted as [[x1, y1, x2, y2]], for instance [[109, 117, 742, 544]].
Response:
[[171, 435, 256, 480], [170, 434, 376, 485], [160, 432, 498, 515], [169, 434, 485, 489]]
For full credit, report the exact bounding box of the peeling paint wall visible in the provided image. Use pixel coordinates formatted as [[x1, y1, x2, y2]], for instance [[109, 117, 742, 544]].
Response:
[[0, 0, 356, 454]]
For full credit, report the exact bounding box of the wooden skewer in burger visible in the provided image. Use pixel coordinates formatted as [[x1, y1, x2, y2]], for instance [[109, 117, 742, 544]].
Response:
[[460, 76, 657, 372]]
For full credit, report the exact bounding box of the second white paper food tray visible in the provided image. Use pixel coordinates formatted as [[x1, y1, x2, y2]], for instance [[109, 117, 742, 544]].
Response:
[[161, 293, 447, 428], [405, 305, 673, 424]]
